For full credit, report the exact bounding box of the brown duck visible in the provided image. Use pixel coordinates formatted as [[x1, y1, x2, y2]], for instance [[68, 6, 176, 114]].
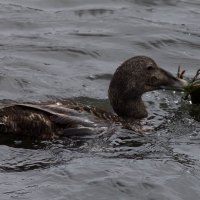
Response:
[[0, 56, 188, 138]]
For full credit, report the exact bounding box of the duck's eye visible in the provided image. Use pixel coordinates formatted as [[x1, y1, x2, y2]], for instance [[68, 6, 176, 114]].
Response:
[[147, 66, 154, 70]]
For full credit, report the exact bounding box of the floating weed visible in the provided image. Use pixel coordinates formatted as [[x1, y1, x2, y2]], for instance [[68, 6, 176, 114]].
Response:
[[177, 65, 200, 103]]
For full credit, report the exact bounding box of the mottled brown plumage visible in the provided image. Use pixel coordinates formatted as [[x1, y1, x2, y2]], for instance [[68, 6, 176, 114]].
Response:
[[0, 56, 188, 138], [0, 100, 131, 138]]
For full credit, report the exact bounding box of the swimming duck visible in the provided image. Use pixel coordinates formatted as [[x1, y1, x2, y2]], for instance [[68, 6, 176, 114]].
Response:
[[0, 56, 188, 138]]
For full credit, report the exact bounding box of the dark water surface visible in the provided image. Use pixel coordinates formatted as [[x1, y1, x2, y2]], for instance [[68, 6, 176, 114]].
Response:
[[1, 0, 200, 199]]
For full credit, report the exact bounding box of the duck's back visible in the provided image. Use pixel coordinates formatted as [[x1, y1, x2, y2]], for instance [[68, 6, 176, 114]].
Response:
[[0, 100, 131, 138]]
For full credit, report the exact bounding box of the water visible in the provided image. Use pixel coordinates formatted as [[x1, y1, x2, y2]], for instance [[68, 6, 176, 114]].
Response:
[[1, 0, 200, 199]]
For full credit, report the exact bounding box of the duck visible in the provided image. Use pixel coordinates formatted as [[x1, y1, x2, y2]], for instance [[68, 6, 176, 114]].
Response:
[[0, 56, 188, 139]]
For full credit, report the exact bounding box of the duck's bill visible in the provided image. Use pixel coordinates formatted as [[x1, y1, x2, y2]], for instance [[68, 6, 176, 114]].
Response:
[[160, 77, 189, 91]]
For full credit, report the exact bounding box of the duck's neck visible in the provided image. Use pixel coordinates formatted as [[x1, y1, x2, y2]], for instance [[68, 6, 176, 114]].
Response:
[[126, 97, 148, 119], [111, 96, 148, 119]]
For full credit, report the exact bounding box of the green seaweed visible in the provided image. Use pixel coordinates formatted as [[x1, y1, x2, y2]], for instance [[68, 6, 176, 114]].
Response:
[[177, 66, 200, 104]]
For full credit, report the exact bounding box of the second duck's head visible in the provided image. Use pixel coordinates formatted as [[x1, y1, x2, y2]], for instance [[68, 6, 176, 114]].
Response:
[[108, 56, 188, 119]]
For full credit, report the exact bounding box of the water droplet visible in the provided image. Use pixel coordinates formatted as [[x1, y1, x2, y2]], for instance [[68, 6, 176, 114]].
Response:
[[154, 91, 159, 97], [56, 102, 62, 105]]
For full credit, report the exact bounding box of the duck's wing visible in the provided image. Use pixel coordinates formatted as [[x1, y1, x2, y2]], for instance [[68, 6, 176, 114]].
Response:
[[20, 99, 129, 124], [0, 100, 125, 138], [25, 99, 126, 123], [0, 104, 58, 138]]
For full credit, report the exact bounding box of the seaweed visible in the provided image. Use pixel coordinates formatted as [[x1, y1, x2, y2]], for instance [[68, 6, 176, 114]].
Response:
[[177, 65, 200, 104]]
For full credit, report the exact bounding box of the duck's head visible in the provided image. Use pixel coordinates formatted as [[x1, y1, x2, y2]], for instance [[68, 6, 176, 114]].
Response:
[[108, 56, 188, 119]]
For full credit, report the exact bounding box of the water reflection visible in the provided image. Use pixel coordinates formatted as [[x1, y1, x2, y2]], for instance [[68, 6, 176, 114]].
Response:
[[74, 9, 114, 17]]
